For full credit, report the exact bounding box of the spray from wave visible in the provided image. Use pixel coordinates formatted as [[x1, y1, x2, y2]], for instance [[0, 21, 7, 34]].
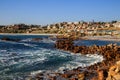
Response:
[[0, 35, 104, 79]]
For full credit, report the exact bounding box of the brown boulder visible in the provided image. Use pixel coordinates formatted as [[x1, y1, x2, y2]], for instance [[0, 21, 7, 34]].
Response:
[[106, 61, 120, 80], [78, 73, 85, 80], [97, 68, 108, 80]]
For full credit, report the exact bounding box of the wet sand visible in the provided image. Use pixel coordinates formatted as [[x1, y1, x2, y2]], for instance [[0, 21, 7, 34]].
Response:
[[0, 33, 61, 36]]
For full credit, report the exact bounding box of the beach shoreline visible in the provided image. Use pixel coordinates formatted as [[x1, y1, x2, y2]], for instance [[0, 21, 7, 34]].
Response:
[[0, 33, 62, 36], [1, 33, 120, 42]]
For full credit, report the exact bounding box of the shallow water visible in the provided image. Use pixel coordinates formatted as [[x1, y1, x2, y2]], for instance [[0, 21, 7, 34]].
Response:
[[74, 39, 120, 46], [0, 35, 111, 79]]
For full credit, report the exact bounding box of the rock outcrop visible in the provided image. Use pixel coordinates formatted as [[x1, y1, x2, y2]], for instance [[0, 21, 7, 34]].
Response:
[[106, 61, 120, 80], [55, 39, 120, 80], [1, 37, 20, 42]]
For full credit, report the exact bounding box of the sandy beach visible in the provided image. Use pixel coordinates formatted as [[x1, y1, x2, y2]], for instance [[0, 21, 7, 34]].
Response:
[[81, 36, 120, 41], [1, 33, 119, 42], [0, 33, 62, 36]]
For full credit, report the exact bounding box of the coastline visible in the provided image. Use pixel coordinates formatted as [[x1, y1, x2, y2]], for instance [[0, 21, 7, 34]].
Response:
[[0, 33, 62, 36], [0, 34, 120, 79], [1, 33, 120, 42], [53, 39, 120, 80]]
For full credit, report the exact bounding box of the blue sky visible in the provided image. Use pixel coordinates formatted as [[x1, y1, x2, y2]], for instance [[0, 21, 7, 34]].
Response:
[[0, 0, 120, 25]]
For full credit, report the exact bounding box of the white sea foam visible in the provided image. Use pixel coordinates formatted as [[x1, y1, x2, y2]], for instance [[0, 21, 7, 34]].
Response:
[[57, 53, 103, 71], [20, 43, 37, 47], [0, 35, 106, 79], [0, 50, 7, 53], [0, 48, 103, 68], [40, 38, 56, 43], [21, 38, 56, 43], [21, 38, 33, 42], [0, 47, 103, 79], [0, 40, 38, 48], [30, 70, 44, 75]]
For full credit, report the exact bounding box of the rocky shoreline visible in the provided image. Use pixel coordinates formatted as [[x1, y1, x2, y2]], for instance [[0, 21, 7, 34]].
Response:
[[53, 39, 120, 80], [26, 37, 120, 80], [1, 36, 120, 80], [27, 37, 120, 80]]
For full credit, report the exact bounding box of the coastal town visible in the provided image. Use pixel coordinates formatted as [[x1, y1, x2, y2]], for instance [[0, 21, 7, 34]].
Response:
[[0, 21, 120, 37], [1, 0, 120, 79]]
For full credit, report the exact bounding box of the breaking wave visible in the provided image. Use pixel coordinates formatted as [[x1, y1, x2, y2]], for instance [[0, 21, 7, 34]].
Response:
[[0, 35, 104, 79], [0, 48, 103, 79]]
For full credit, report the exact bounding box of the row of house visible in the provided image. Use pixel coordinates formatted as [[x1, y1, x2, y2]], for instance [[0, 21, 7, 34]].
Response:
[[45, 21, 120, 36], [0, 21, 120, 36]]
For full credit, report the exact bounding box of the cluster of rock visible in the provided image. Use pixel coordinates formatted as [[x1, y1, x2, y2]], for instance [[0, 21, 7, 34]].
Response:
[[106, 61, 120, 80], [54, 39, 120, 80]]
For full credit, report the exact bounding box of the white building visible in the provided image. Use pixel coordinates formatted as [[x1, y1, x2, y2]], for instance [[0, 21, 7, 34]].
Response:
[[67, 22, 72, 24], [47, 25, 51, 29], [73, 22, 79, 24], [113, 21, 120, 28]]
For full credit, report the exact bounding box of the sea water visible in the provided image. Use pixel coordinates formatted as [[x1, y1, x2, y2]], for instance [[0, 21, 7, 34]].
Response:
[[0, 35, 117, 79]]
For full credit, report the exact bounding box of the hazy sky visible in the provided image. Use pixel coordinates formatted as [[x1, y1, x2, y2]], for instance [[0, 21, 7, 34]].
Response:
[[0, 0, 120, 25]]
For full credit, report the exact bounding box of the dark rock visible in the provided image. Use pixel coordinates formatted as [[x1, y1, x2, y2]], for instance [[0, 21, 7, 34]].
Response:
[[32, 38, 42, 41], [1, 37, 20, 42]]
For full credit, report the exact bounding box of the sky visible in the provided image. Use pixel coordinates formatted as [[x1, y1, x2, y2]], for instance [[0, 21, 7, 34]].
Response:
[[0, 0, 120, 25]]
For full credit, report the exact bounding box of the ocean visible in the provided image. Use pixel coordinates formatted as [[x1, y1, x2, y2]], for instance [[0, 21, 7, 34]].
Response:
[[0, 35, 118, 80]]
